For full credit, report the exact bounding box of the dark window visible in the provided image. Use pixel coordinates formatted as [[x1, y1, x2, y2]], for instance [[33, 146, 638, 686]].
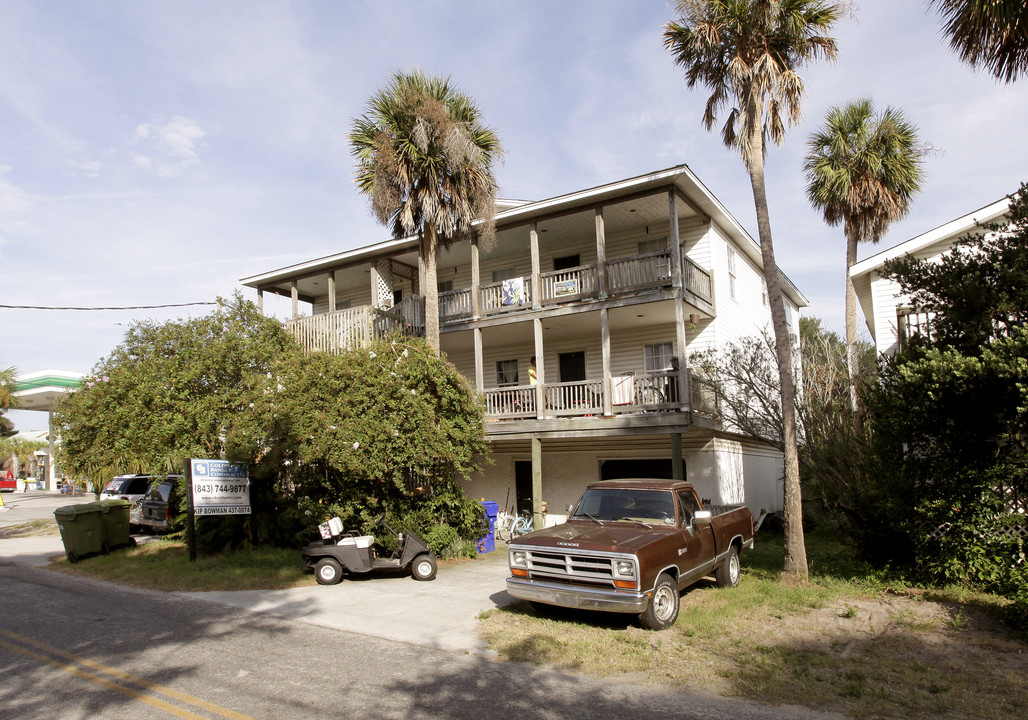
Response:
[[496, 359, 519, 387], [553, 254, 580, 271]]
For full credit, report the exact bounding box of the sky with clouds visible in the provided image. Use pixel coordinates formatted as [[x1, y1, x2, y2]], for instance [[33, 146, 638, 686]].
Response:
[[3, 0, 1026, 430]]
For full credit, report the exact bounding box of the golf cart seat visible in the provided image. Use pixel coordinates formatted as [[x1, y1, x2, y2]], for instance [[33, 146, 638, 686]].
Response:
[[337, 535, 375, 549]]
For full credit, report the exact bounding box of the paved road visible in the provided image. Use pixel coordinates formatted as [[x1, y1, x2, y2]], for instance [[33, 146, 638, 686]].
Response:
[[0, 561, 845, 720], [0, 490, 95, 529]]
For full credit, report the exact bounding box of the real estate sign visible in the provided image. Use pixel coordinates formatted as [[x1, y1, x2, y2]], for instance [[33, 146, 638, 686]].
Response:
[[190, 459, 250, 516]]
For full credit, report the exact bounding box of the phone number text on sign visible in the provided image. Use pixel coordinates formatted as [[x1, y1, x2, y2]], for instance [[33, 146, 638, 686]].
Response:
[[194, 506, 251, 516], [190, 459, 251, 515]]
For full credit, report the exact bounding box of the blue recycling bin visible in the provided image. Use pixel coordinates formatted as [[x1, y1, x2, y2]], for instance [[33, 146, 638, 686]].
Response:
[[478, 501, 498, 553]]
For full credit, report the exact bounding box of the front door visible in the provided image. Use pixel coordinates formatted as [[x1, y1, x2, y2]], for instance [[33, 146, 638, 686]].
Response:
[[559, 351, 586, 382], [515, 461, 533, 516]]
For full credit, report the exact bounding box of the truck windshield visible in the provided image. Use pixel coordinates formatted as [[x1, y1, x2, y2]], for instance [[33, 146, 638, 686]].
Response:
[[572, 488, 675, 524]]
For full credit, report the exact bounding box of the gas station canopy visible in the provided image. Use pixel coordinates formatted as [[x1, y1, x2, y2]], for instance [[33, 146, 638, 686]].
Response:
[[14, 370, 84, 411]]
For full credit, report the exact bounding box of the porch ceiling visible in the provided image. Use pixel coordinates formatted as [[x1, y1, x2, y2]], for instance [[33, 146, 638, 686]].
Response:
[[438, 298, 679, 357]]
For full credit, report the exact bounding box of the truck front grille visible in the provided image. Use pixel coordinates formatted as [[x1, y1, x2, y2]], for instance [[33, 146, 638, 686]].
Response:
[[521, 549, 627, 587]]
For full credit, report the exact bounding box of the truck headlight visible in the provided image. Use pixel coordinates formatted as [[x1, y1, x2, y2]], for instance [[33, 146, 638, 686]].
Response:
[[615, 560, 635, 577], [510, 551, 527, 567]]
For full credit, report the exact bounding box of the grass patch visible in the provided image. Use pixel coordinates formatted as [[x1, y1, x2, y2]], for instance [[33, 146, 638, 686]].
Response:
[[52, 538, 316, 592], [0, 519, 60, 538], [480, 531, 1028, 719]]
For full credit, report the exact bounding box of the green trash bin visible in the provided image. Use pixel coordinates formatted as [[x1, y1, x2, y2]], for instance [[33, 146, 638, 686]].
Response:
[[54, 503, 104, 563], [97, 499, 135, 552]]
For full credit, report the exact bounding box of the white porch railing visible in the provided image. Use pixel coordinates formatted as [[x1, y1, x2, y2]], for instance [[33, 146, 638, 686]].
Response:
[[683, 256, 713, 302], [482, 385, 536, 418], [286, 306, 407, 353], [606, 250, 672, 293], [540, 264, 598, 304], [480, 278, 533, 315], [483, 370, 715, 420], [439, 288, 472, 321], [544, 379, 603, 417]]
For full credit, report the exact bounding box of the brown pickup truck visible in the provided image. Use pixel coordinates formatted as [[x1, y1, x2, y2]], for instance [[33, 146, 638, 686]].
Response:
[[506, 478, 755, 630]]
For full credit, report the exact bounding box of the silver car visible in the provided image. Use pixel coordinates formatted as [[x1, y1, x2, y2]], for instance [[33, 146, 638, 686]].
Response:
[[99, 474, 153, 529]]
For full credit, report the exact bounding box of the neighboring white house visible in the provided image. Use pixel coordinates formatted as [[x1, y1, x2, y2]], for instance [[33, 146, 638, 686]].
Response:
[[850, 197, 1012, 356], [242, 165, 806, 523]]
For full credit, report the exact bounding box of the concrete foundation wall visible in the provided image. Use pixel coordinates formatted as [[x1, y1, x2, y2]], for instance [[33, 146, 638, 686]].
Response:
[[460, 436, 784, 527]]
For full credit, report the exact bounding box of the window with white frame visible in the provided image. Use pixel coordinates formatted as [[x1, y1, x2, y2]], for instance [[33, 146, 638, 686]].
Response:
[[638, 238, 668, 255], [644, 342, 674, 373], [437, 280, 453, 293], [727, 245, 737, 301], [496, 359, 519, 387], [492, 267, 517, 283]]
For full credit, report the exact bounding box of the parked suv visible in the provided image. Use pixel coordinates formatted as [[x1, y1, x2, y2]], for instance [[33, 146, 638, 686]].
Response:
[[137, 476, 183, 533], [99, 474, 153, 529]]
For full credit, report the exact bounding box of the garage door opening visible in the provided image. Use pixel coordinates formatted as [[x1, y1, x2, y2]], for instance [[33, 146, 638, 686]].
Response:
[[600, 458, 684, 481]]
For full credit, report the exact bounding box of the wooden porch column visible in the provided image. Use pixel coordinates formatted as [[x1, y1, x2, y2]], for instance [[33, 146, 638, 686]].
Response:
[[595, 207, 607, 299], [601, 307, 613, 416], [370, 262, 381, 308], [474, 327, 484, 393], [669, 189, 684, 290], [675, 296, 691, 409], [671, 433, 684, 481], [534, 317, 545, 419], [471, 236, 481, 319], [328, 270, 337, 312], [530, 222, 541, 309], [256, 288, 264, 313], [290, 280, 299, 319], [532, 437, 544, 529]]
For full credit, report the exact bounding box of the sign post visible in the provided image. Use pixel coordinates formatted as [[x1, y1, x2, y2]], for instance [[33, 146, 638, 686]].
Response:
[[185, 458, 251, 562]]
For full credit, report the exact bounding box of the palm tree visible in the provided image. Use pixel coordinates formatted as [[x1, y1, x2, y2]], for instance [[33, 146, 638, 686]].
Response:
[[0, 365, 18, 412], [804, 99, 924, 432], [929, 0, 1028, 82], [0, 365, 19, 437], [664, 0, 843, 581], [350, 70, 503, 353]]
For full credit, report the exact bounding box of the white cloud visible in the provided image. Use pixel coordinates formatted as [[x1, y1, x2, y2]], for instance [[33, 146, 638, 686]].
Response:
[[133, 116, 207, 176], [66, 159, 102, 177]]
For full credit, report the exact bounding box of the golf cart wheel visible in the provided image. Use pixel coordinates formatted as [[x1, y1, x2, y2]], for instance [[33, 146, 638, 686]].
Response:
[[67, 551, 78, 564], [411, 554, 437, 581], [315, 558, 343, 585]]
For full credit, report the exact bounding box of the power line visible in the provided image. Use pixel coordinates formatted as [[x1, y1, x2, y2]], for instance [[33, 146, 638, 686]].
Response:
[[0, 302, 218, 311]]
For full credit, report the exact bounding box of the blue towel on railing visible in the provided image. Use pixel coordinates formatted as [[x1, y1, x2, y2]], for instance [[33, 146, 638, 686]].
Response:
[[501, 278, 525, 306]]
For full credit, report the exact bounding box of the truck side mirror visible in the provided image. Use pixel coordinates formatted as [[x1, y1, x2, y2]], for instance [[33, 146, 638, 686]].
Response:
[[565, 504, 574, 514], [693, 510, 712, 527]]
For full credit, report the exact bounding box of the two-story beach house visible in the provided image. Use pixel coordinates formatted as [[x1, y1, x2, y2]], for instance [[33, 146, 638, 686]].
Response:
[[242, 165, 806, 525], [850, 196, 1012, 356]]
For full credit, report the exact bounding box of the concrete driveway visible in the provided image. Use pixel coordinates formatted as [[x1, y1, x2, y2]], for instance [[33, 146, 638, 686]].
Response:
[[181, 549, 515, 656]]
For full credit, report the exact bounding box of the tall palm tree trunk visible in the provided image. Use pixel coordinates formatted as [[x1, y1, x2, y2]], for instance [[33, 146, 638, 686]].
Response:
[[746, 125, 809, 582], [844, 230, 863, 434], [422, 224, 441, 353]]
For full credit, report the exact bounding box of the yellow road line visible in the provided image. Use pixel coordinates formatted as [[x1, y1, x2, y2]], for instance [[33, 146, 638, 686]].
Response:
[[0, 628, 258, 720]]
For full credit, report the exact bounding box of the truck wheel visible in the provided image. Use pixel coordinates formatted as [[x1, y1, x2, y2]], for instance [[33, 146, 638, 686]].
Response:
[[411, 554, 437, 581], [715, 546, 740, 588], [315, 558, 343, 585], [638, 573, 679, 630]]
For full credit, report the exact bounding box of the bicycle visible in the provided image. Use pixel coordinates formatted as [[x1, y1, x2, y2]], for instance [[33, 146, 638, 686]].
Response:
[[510, 509, 534, 538], [493, 507, 515, 542]]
